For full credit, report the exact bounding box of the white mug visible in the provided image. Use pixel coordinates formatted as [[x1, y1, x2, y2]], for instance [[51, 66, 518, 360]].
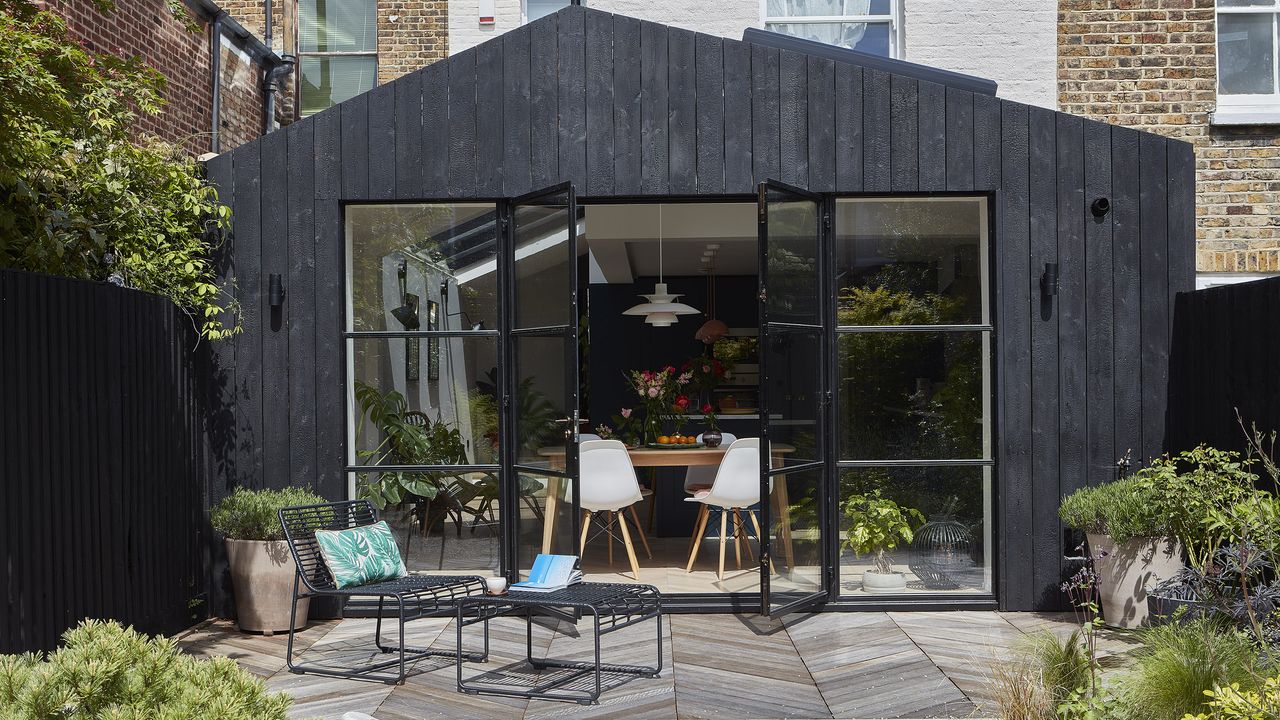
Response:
[[485, 576, 508, 594]]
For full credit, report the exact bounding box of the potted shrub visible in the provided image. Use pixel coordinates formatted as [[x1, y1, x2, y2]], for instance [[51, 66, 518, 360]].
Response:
[[842, 490, 925, 593], [1059, 475, 1182, 629], [211, 486, 325, 634]]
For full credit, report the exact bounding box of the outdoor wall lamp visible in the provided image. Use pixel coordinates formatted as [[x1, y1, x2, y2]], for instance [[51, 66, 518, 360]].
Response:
[[1042, 262, 1059, 297], [268, 273, 285, 308], [1091, 197, 1111, 218]]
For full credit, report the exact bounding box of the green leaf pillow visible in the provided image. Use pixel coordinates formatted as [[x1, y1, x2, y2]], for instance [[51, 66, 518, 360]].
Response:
[[314, 521, 407, 589]]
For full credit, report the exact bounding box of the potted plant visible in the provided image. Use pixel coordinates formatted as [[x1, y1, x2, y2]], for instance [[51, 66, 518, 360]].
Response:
[[1059, 470, 1183, 629], [700, 402, 723, 447], [211, 486, 326, 634], [842, 490, 925, 593]]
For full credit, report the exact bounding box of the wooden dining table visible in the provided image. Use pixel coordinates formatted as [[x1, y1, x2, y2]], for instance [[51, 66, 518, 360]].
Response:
[[534, 443, 795, 563]]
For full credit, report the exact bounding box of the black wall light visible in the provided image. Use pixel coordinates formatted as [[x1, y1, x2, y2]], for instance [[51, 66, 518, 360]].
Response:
[[1091, 197, 1111, 218], [1042, 262, 1059, 297], [268, 273, 285, 308]]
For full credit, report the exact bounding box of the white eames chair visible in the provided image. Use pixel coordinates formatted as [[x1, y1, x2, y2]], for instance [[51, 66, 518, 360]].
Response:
[[684, 437, 764, 580], [682, 432, 738, 495], [578, 440, 652, 579]]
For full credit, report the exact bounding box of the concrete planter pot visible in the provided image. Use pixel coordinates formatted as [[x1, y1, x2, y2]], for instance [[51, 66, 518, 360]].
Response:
[[862, 570, 908, 594], [225, 538, 309, 635], [1087, 533, 1183, 629]]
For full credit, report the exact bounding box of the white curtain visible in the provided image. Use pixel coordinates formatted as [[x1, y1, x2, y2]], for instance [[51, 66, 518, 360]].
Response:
[[765, 0, 873, 50]]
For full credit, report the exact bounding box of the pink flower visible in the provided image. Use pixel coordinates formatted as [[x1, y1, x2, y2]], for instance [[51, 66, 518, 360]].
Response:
[[702, 364, 711, 373], [648, 387, 659, 398], [621, 407, 632, 418], [702, 403, 713, 414], [674, 395, 690, 409]]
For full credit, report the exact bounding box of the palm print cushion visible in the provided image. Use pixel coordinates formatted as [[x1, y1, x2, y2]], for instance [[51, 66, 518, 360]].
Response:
[[314, 521, 407, 589]]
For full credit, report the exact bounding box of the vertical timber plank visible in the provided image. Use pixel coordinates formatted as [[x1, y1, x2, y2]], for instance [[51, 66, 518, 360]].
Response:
[[259, 127, 289, 488], [668, 27, 697, 195], [420, 60, 449, 198], [918, 80, 946, 192], [807, 56, 835, 192], [287, 121, 317, 487], [448, 48, 478, 197], [585, 11, 616, 196], [368, 83, 396, 199], [1111, 127, 1142, 464], [503, 27, 533, 197], [834, 63, 863, 192], [778, 49, 808, 188], [558, 6, 587, 191], [640, 20, 670, 195], [862, 68, 890, 192], [531, 17, 559, 188], [889, 75, 918, 192], [1139, 134, 1170, 464], [723, 39, 753, 194], [314, 106, 344, 497], [751, 44, 780, 184], [612, 15, 642, 195], [695, 33, 726, 195], [394, 69, 423, 199], [1083, 121, 1115, 485], [232, 142, 263, 488], [477, 38, 506, 197]]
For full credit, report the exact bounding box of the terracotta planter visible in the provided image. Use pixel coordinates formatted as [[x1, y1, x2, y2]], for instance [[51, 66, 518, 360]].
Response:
[[1087, 533, 1183, 629], [862, 570, 908, 594], [225, 538, 309, 634]]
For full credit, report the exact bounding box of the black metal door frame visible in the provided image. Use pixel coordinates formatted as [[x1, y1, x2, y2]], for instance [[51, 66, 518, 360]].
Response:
[[756, 179, 835, 617], [499, 182, 582, 582]]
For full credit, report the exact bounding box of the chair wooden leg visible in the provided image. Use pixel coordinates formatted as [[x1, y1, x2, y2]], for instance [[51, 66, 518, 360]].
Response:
[[685, 504, 710, 573], [687, 505, 707, 556], [718, 509, 728, 581], [627, 505, 652, 558], [737, 507, 747, 568], [617, 510, 642, 580], [736, 509, 755, 562], [606, 512, 615, 566], [579, 509, 592, 556], [647, 470, 657, 532]]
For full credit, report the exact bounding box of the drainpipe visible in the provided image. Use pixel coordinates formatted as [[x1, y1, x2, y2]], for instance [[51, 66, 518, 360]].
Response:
[[210, 11, 224, 154], [262, 56, 295, 135]]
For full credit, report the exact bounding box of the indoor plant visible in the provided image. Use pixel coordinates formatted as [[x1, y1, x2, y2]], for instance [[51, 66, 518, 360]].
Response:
[[210, 485, 326, 634], [1059, 473, 1182, 628], [842, 490, 925, 593]]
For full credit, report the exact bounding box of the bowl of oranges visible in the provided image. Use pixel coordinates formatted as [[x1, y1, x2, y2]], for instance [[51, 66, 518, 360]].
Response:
[[648, 434, 703, 449]]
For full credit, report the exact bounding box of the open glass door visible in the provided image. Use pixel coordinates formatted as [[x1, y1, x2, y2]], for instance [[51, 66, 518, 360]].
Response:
[[757, 180, 832, 616], [503, 183, 582, 578]]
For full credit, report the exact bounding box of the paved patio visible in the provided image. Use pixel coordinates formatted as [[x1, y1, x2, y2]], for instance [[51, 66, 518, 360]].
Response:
[[177, 611, 1137, 719]]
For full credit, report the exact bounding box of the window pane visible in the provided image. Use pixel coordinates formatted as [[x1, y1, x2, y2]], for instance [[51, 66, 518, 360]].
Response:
[[765, 21, 891, 54], [764, 329, 822, 468], [1218, 13, 1275, 95], [349, 336, 500, 467], [299, 56, 376, 116], [1219, 0, 1274, 6], [837, 330, 990, 460], [299, 0, 376, 52], [839, 466, 992, 594], [347, 204, 499, 333], [764, 188, 821, 324], [377, 469, 502, 576], [766, 0, 891, 17], [835, 199, 988, 326], [527, 0, 571, 21], [513, 193, 577, 330]]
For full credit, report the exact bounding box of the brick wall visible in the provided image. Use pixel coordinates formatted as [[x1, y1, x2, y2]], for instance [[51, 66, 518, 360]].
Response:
[[1059, 0, 1280, 274], [377, 0, 450, 83], [41, 0, 268, 154]]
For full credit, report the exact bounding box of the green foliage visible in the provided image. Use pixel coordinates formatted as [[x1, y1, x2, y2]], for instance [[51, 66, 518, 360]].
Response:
[[840, 490, 925, 573], [1058, 475, 1171, 543], [993, 630, 1096, 720], [0, 1, 237, 340], [0, 619, 292, 718], [210, 486, 326, 541], [1186, 673, 1280, 720], [1118, 618, 1264, 720], [353, 381, 468, 509], [1133, 446, 1260, 571]]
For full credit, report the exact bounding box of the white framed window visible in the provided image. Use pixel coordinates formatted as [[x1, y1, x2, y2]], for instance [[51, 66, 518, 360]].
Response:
[[1214, 0, 1280, 124], [297, 0, 378, 117], [524, 0, 577, 24], [762, 0, 902, 58]]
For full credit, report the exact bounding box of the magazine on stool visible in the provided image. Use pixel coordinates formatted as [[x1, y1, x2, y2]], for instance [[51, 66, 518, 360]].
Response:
[[511, 554, 582, 592]]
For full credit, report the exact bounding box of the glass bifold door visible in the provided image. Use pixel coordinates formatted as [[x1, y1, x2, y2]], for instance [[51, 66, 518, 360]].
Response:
[[345, 181, 840, 616]]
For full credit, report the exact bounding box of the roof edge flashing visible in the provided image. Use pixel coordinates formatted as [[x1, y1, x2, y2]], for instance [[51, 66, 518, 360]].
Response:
[[741, 27, 998, 97]]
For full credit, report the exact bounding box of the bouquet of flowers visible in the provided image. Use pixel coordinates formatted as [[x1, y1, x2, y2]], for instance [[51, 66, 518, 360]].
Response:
[[627, 366, 694, 442], [684, 355, 730, 397], [701, 402, 719, 431]]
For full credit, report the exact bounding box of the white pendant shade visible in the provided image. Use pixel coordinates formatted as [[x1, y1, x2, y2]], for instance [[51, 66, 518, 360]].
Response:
[[623, 204, 701, 326], [623, 283, 701, 319]]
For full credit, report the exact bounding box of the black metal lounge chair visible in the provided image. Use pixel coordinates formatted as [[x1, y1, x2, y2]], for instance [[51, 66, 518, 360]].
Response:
[[278, 499, 489, 684]]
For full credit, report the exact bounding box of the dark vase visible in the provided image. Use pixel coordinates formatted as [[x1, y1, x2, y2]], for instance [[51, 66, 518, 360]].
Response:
[[702, 430, 723, 447]]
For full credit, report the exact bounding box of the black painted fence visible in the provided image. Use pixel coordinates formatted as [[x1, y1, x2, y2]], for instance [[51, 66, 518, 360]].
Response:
[[0, 269, 208, 653], [1167, 277, 1280, 457]]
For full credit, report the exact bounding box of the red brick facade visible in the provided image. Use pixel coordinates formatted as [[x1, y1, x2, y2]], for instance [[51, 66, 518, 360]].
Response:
[[41, 0, 269, 154]]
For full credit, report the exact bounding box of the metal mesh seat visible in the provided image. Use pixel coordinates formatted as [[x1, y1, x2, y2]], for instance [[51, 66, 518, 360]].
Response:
[[278, 500, 488, 684]]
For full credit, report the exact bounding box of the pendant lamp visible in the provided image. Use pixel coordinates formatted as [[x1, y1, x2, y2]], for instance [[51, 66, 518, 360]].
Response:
[[695, 245, 728, 343], [623, 205, 700, 326]]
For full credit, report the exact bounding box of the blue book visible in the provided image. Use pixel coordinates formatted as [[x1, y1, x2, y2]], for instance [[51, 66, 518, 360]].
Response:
[[511, 554, 582, 592]]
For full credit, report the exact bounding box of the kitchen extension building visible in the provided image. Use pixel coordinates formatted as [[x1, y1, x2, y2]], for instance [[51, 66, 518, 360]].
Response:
[[203, 5, 1195, 615]]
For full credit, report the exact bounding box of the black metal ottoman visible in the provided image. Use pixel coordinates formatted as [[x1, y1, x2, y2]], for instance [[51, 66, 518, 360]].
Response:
[[455, 582, 663, 705]]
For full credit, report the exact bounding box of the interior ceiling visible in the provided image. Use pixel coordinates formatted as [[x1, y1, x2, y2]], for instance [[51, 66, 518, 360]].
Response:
[[584, 203, 757, 283]]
